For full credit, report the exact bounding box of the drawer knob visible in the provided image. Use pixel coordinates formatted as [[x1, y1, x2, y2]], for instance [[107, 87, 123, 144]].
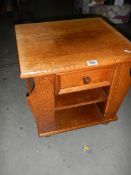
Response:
[[83, 76, 91, 84]]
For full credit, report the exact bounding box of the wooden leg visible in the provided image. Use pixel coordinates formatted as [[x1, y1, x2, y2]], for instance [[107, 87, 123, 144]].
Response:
[[26, 75, 55, 136], [104, 62, 131, 118]]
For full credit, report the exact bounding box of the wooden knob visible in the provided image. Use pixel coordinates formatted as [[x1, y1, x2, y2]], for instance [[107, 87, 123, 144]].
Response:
[[83, 76, 91, 84]]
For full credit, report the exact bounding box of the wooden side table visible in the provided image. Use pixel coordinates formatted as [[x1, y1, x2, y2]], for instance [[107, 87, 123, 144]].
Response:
[[15, 18, 131, 137]]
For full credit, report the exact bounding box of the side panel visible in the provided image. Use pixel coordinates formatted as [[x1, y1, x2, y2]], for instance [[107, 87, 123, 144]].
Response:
[[104, 62, 131, 118], [27, 75, 55, 136]]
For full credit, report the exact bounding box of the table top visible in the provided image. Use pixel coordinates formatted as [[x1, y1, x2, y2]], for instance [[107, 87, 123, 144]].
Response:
[[15, 17, 131, 78]]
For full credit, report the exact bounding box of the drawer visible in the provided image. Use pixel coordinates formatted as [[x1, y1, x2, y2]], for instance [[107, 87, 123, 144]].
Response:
[[56, 67, 115, 94]]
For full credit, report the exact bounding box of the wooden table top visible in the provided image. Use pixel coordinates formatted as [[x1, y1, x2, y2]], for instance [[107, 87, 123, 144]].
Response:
[[15, 17, 131, 78]]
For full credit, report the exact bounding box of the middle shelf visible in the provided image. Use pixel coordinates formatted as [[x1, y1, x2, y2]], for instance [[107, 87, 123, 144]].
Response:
[[55, 87, 108, 111]]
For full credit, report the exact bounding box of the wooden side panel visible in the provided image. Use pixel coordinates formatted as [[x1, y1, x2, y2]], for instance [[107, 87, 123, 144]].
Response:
[[104, 62, 131, 118], [27, 75, 55, 136]]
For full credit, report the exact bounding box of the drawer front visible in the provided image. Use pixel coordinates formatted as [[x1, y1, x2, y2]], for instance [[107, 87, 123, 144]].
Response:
[[56, 67, 115, 94]]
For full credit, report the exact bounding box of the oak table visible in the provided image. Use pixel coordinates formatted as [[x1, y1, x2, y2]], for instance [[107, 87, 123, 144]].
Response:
[[15, 17, 131, 137]]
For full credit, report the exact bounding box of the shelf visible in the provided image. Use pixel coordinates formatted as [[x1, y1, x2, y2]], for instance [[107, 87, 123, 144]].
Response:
[[38, 104, 118, 137], [55, 88, 107, 111]]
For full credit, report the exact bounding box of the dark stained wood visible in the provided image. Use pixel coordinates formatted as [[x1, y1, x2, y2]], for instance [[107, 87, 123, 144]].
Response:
[[55, 88, 107, 111], [15, 17, 131, 79]]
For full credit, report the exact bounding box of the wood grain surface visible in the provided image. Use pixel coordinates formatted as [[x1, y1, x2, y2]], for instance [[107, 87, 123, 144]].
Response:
[[27, 75, 56, 135], [104, 62, 131, 118], [15, 17, 131, 136], [56, 66, 115, 94], [15, 17, 131, 78], [40, 104, 118, 136], [55, 87, 107, 110]]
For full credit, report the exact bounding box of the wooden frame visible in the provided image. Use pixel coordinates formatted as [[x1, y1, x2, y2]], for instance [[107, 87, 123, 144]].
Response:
[[15, 18, 131, 137]]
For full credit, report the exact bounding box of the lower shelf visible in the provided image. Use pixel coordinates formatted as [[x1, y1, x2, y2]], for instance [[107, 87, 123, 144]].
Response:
[[38, 104, 118, 137]]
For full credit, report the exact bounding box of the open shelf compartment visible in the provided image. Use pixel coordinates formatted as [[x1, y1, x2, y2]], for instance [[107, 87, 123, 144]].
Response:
[[38, 86, 117, 136], [55, 87, 107, 111], [40, 103, 117, 136]]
